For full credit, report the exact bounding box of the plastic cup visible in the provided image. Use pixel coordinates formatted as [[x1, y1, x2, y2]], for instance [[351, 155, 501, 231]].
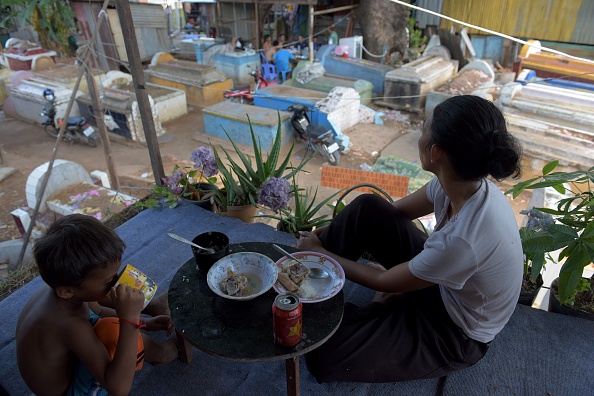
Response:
[[192, 232, 230, 274]]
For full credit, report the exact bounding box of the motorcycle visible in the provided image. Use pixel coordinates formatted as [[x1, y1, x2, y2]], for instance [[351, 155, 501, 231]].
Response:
[[223, 69, 277, 104], [40, 88, 99, 148], [288, 104, 342, 166]]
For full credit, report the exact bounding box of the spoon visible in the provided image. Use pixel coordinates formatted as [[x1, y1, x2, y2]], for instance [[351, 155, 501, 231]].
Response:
[[272, 244, 330, 279], [168, 233, 216, 254]]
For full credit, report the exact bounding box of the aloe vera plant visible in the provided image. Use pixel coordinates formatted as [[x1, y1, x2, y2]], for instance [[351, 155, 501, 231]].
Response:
[[215, 113, 309, 206], [506, 160, 594, 305]]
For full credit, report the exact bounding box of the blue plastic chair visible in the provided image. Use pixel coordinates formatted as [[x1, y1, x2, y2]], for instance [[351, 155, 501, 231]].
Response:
[[261, 63, 278, 82], [278, 69, 291, 83], [260, 52, 269, 64]]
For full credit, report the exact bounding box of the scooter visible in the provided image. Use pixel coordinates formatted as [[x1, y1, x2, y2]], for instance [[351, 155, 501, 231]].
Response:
[[40, 88, 99, 147], [223, 69, 277, 104], [288, 104, 342, 166]]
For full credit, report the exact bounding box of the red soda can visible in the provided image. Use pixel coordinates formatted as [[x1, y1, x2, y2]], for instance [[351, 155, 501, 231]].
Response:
[[272, 293, 302, 346]]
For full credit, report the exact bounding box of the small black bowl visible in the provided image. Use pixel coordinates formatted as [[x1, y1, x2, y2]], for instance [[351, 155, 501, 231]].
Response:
[[192, 232, 230, 274]]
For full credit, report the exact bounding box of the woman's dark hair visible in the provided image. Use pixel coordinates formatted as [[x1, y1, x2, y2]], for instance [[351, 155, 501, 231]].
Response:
[[34, 214, 126, 288], [430, 95, 522, 181]]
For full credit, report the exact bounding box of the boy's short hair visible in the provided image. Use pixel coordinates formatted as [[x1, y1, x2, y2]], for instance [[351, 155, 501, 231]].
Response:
[[273, 40, 279, 46], [34, 214, 126, 288]]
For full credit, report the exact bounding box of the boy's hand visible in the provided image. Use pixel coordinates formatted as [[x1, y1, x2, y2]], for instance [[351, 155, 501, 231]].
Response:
[[110, 284, 144, 322], [143, 315, 174, 336]]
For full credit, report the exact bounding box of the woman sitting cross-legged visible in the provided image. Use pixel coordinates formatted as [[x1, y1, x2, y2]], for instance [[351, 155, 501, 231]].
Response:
[[297, 95, 524, 383]]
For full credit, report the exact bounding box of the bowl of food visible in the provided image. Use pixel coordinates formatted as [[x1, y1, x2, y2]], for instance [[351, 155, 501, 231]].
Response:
[[273, 251, 345, 303], [207, 252, 278, 301]]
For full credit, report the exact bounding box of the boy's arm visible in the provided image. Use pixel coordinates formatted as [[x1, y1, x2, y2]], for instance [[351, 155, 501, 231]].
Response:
[[64, 285, 144, 395], [88, 301, 117, 318]]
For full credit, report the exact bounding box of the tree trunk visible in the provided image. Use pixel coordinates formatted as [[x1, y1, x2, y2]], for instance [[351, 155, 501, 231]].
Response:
[[354, 0, 409, 65]]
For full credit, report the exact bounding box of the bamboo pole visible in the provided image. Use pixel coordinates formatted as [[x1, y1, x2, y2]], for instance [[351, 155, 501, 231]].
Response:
[[115, 0, 164, 186]]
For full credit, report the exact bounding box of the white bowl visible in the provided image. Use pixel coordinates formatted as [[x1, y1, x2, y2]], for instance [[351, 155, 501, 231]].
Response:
[[207, 252, 278, 301]]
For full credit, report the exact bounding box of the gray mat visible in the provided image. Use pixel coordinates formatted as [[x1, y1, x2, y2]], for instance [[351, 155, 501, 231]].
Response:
[[1, 203, 593, 395]]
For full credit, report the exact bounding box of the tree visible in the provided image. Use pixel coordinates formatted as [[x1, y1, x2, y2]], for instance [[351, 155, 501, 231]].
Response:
[[0, 0, 76, 56], [354, 0, 409, 65]]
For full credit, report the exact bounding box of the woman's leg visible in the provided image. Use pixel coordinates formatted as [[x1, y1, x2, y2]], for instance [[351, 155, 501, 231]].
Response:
[[319, 194, 427, 268], [305, 286, 489, 383]]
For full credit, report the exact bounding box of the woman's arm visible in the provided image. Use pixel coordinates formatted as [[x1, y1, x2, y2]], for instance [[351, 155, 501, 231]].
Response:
[[297, 233, 433, 293], [392, 184, 434, 220]]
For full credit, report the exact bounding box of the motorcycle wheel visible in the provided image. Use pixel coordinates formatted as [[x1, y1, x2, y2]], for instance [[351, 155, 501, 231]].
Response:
[[318, 143, 341, 166], [44, 124, 59, 138], [85, 135, 98, 148]]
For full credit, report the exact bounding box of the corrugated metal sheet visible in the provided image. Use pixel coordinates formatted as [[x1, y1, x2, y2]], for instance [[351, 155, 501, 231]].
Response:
[[72, 2, 120, 71], [572, 0, 594, 44], [415, 0, 444, 29], [440, 0, 593, 45]]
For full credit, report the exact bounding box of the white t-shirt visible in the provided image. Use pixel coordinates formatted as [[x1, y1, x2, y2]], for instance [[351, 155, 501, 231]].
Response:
[[409, 178, 523, 343]]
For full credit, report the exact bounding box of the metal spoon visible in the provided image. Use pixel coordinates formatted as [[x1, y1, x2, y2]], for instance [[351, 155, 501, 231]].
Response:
[[168, 233, 216, 254], [272, 244, 330, 279]]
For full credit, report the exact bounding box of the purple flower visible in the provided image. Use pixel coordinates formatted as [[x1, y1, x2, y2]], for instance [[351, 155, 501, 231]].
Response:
[[191, 146, 219, 178], [257, 177, 293, 211], [162, 169, 185, 195]]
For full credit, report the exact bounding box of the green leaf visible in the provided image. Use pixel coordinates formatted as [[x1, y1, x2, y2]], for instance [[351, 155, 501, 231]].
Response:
[[505, 177, 539, 197], [521, 231, 569, 254], [557, 270, 584, 304], [559, 244, 591, 274], [542, 160, 559, 175], [530, 251, 545, 280]]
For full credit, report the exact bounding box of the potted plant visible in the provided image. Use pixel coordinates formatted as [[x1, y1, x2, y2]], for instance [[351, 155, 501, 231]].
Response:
[[211, 114, 309, 218], [259, 172, 343, 238], [506, 160, 594, 318], [210, 156, 254, 221], [517, 217, 548, 306], [141, 146, 219, 210]]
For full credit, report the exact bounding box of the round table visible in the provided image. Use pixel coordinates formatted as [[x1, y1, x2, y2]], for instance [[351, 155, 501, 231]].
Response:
[[168, 242, 344, 396]]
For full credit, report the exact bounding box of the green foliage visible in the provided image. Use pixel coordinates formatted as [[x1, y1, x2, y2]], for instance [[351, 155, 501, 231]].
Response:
[[264, 179, 343, 237], [214, 113, 309, 208], [507, 161, 594, 305], [136, 164, 217, 210], [408, 17, 427, 49], [1, 0, 76, 56]]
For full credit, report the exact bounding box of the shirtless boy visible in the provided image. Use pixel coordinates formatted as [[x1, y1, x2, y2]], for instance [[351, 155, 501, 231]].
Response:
[[16, 214, 178, 395]]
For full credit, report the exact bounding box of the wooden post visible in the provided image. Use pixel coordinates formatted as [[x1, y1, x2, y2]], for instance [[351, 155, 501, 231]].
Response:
[[255, 4, 260, 50], [308, 5, 314, 63], [285, 356, 300, 396], [115, 0, 165, 185], [84, 67, 120, 190]]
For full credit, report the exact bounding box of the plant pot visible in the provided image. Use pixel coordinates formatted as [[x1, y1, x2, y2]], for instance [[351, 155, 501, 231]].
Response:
[[518, 288, 540, 306], [518, 274, 544, 306], [217, 204, 257, 223], [276, 221, 310, 238], [549, 278, 594, 322], [181, 182, 218, 212]]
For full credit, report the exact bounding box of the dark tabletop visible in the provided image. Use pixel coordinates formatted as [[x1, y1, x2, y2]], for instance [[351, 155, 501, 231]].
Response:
[[168, 242, 344, 362]]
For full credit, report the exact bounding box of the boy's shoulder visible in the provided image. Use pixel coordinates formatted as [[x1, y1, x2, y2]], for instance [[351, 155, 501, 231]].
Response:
[[18, 287, 91, 341]]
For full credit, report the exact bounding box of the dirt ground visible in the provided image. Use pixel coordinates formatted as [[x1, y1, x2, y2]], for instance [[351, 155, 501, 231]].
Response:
[[0, 105, 416, 243]]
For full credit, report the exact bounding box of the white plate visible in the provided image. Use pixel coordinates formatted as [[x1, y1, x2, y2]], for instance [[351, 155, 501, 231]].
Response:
[[273, 251, 345, 303]]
